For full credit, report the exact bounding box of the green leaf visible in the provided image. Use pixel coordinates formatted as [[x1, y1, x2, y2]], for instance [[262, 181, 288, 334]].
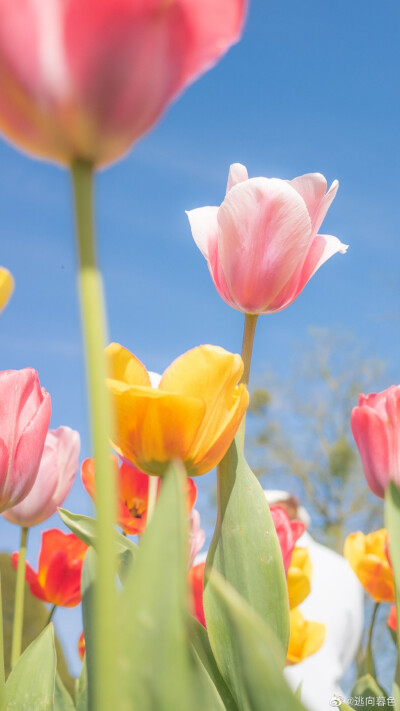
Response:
[[54, 674, 75, 710], [188, 616, 238, 711], [80, 548, 96, 709], [207, 569, 307, 711], [58, 509, 137, 560], [350, 673, 388, 700], [6, 624, 56, 710], [189, 646, 226, 711], [75, 661, 88, 711], [204, 434, 290, 698]]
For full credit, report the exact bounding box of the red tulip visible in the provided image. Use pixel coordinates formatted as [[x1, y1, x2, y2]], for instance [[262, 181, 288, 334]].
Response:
[[82, 455, 197, 535], [0, 0, 246, 166], [270, 505, 306, 574], [187, 164, 347, 314], [351, 385, 400, 498], [388, 605, 397, 633], [188, 561, 206, 627], [3, 426, 80, 527], [78, 631, 86, 661], [12, 528, 87, 607], [0, 369, 51, 512]]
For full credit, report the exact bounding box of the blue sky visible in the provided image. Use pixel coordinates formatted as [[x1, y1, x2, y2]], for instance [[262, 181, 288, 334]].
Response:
[[0, 0, 398, 675]]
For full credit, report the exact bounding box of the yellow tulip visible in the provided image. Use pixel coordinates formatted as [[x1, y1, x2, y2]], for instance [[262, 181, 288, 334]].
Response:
[[106, 343, 249, 477], [344, 529, 394, 603], [0, 268, 13, 311], [286, 608, 326, 665], [287, 547, 312, 609]]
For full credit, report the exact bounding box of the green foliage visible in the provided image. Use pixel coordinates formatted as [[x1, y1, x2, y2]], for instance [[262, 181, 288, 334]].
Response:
[[350, 673, 388, 702], [54, 674, 76, 710], [0, 554, 74, 696], [5, 625, 56, 710], [204, 432, 290, 681]]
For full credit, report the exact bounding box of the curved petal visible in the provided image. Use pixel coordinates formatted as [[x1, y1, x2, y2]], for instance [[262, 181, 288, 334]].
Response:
[[107, 380, 206, 475], [226, 162, 248, 193], [351, 406, 389, 498], [186, 477, 197, 514], [186, 205, 219, 260], [217, 178, 311, 313], [287, 567, 311, 609], [50, 426, 80, 507], [356, 555, 395, 603], [385, 387, 400, 486], [344, 531, 367, 570], [0, 268, 14, 311], [287, 608, 326, 665], [105, 342, 150, 386], [43, 550, 83, 607], [289, 173, 338, 236]]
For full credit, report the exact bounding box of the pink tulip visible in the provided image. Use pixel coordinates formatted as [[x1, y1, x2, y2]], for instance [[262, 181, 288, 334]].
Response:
[[3, 426, 80, 527], [188, 508, 205, 568], [187, 163, 348, 314], [0, 369, 51, 512], [351, 386, 400, 499], [270, 505, 305, 574], [0, 0, 246, 166]]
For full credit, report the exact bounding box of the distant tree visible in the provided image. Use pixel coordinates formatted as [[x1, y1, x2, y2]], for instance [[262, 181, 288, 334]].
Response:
[[247, 329, 385, 552]]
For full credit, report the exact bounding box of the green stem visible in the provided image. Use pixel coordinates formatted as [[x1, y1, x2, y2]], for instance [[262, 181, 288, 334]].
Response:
[[147, 475, 159, 525], [45, 604, 57, 627], [240, 313, 258, 388], [10, 527, 28, 668], [0, 576, 6, 711], [365, 601, 379, 675], [385, 482, 400, 703], [71, 159, 117, 711]]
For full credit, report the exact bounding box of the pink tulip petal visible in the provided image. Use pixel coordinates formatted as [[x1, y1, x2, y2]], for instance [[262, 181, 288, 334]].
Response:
[[386, 388, 400, 488], [290, 173, 339, 236], [186, 206, 219, 260], [50, 427, 80, 507], [226, 162, 248, 193], [351, 407, 389, 498], [217, 178, 311, 313]]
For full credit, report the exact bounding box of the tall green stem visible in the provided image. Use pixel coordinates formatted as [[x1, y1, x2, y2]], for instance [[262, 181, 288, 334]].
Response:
[[385, 483, 400, 706], [45, 604, 57, 627], [240, 314, 258, 388], [0, 576, 6, 711], [365, 601, 379, 676], [10, 527, 28, 668], [71, 159, 117, 711]]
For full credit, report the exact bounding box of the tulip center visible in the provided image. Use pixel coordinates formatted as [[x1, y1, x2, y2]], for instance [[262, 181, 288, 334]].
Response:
[[127, 499, 146, 519]]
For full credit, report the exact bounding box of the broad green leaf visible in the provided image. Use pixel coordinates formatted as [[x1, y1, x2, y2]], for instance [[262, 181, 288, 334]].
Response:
[[189, 646, 226, 711], [58, 509, 137, 559], [207, 569, 307, 711], [189, 616, 238, 711], [204, 433, 290, 696], [350, 673, 388, 701], [75, 661, 88, 711], [118, 462, 191, 711], [54, 674, 75, 710], [6, 624, 56, 710], [80, 548, 96, 711], [338, 701, 355, 710]]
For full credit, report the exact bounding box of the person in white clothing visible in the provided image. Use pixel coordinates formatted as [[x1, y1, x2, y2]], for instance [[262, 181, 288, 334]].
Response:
[[265, 490, 364, 711]]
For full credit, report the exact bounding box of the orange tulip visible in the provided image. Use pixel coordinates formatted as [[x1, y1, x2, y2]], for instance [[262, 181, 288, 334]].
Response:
[[106, 343, 249, 476], [286, 608, 326, 665], [12, 528, 87, 607], [78, 631, 86, 661], [81, 455, 197, 535], [344, 529, 395, 603], [388, 605, 397, 633], [188, 561, 206, 628], [287, 547, 312, 610]]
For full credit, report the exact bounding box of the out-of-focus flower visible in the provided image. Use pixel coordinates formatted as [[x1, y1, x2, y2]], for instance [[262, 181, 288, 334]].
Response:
[[188, 509, 205, 567], [388, 605, 397, 633], [0, 369, 51, 512], [344, 529, 395, 603], [106, 343, 248, 477], [0, 0, 246, 167], [270, 505, 305, 573], [286, 608, 326, 665], [82, 455, 197, 534], [188, 561, 205, 627], [0, 267, 13, 311], [351, 386, 400, 498], [287, 547, 312, 610], [3, 426, 80, 527], [12, 529, 87, 607], [78, 631, 85, 661], [187, 164, 347, 314]]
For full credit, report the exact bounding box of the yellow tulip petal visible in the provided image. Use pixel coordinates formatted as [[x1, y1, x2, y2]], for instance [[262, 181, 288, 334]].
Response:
[[0, 268, 14, 311], [105, 342, 150, 386], [286, 608, 326, 665], [290, 547, 312, 577], [191, 384, 249, 473], [107, 380, 205, 475], [344, 531, 367, 569], [287, 567, 311, 609], [356, 556, 394, 602]]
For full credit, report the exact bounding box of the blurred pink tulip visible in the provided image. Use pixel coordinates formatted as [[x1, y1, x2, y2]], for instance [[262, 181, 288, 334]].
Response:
[[187, 163, 348, 314], [0, 369, 51, 512], [0, 0, 246, 166], [3, 426, 80, 527], [351, 385, 400, 498], [188, 508, 205, 567], [270, 505, 305, 574]]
